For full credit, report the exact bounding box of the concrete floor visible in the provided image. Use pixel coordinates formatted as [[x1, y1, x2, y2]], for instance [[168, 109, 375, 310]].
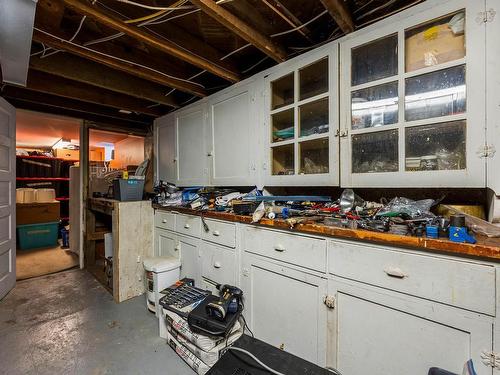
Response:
[[0, 269, 193, 375]]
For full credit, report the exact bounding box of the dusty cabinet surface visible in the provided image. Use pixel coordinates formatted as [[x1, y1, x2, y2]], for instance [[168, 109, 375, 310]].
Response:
[[208, 83, 257, 186], [154, 228, 179, 258], [327, 278, 494, 375], [240, 254, 327, 366], [155, 114, 177, 184], [178, 235, 200, 284], [175, 104, 208, 186]]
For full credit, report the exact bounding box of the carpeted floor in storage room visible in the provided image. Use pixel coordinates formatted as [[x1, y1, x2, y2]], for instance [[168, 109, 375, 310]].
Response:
[[16, 245, 79, 280]]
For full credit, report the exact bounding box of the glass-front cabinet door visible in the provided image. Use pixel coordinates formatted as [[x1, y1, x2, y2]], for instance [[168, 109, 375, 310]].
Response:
[[340, 0, 486, 188], [264, 46, 339, 186]]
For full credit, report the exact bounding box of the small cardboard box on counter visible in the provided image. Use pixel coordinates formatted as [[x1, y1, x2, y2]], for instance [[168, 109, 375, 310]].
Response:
[[17, 201, 60, 225]]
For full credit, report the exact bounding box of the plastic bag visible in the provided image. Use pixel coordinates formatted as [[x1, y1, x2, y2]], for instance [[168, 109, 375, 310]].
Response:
[[377, 197, 435, 219]]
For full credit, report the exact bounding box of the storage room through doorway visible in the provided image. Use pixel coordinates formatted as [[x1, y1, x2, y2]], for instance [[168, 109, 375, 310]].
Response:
[[15, 110, 81, 280]]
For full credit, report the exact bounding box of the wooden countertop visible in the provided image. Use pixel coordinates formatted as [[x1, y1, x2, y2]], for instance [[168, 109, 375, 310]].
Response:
[[153, 205, 500, 262]]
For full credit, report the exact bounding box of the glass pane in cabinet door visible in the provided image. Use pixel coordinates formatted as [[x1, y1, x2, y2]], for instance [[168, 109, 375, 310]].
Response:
[[271, 73, 294, 110], [299, 138, 329, 175], [272, 144, 294, 175], [272, 109, 294, 142], [406, 11, 465, 72], [299, 98, 329, 137], [351, 34, 398, 86], [352, 82, 398, 130], [405, 65, 466, 121], [352, 130, 399, 173], [405, 120, 466, 171], [299, 58, 328, 101]]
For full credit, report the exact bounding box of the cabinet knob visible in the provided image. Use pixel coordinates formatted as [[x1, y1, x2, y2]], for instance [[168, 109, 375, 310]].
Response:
[[213, 262, 222, 269], [212, 230, 220, 237], [383, 266, 406, 279], [274, 244, 285, 252], [174, 246, 180, 251], [184, 223, 190, 229], [162, 219, 167, 223]]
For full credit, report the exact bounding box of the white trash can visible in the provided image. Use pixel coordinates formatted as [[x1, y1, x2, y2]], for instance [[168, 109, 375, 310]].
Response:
[[143, 257, 181, 316]]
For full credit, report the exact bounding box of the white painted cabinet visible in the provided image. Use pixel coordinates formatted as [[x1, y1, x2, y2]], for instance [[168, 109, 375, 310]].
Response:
[[178, 235, 200, 284], [263, 47, 340, 186], [208, 83, 258, 186], [175, 104, 209, 186], [154, 228, 179, 258], [339, 0, 487, 188], [486, 0, 500, 195], [154, 114, 177, 183], [327, 277, 494, 375], [240, 254, 327, 366]]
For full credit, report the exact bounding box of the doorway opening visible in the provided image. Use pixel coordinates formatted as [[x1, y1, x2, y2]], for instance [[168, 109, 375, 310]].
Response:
[[15, 110, 81, 280]]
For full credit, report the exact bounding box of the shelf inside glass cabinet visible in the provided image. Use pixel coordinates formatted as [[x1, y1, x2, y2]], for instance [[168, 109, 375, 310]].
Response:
[[351, 82, 398, 130], [299, 138, 329, 175], [405, 120, 466, 171], [299, 98, 329, 137], [271, 73, 294, 110], [272, 143, 294, 175], [272, 108, 294, 142], [299, 58, 328, 101], [352, 129, 399, 173]]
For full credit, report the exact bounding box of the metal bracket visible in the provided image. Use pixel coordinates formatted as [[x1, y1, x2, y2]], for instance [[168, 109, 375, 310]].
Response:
[[477, 144, 496, 158], [476, 9, 496, 24], [324, 295, 335, 309], [481, 350, 500, 369]]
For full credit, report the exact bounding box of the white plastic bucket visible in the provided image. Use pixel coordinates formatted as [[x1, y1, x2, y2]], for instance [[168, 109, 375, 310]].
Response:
[[143, 257, 181, 316]]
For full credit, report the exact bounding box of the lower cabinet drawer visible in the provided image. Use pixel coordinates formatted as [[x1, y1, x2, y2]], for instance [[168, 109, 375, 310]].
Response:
[[243, 226, 326, 272], [200, 242, 236, 285], [329, 240, 496, 316], [154, 210, 176, 231], [175, 214, 201, 237], [201, 219, 236, 248]]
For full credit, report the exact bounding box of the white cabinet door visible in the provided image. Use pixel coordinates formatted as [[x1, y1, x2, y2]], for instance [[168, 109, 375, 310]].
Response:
[[175, 104, 208, 186], [154, 228, 180, 258], [155, 114, 177, 183], [339, 0, 486, 188], [209, 84, 256, 186], [327, 278, 493, 375], [0, 98, 15, 300], [240, 254, 327, 365], [178, 235, 200, 285], [486, 0, 500, 194]]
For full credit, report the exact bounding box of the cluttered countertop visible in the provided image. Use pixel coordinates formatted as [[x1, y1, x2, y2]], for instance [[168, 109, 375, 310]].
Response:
[[152, 185, 500, 262]]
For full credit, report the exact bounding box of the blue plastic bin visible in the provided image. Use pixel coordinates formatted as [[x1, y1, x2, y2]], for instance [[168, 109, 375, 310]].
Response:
[[17, 222, 59, 250]]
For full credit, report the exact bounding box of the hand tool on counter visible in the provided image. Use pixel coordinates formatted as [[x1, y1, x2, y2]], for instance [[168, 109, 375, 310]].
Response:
[[285, 216, 324, 229]]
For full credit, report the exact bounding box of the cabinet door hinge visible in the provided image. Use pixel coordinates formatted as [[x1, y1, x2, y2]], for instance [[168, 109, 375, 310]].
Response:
[[324, 295, 335, 309], [477, 144, 496, 158], [480, 350, 500, 369], [476, 9, 496, 24]]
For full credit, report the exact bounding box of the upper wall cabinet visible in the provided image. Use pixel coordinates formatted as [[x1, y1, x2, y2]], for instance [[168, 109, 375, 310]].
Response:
[[485, 0, 500, 195], [155, 113, 177, 184], [208, 82, 258, 186], [340, 0, 486, 188], [263, 47, 339, 186], [175, 103, 209, 187]]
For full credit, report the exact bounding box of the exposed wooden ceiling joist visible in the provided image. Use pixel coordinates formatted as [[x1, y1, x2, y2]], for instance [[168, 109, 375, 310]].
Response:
[[32, 29, 207, 97], [25, 70, 164, 116], [320, 0, 355, 34], [261, 0, 313, 42], [190, 0, 288, 63], [1, 86, 153, 127], [30, 53, 178, 108], [61, 0, 240, 83]]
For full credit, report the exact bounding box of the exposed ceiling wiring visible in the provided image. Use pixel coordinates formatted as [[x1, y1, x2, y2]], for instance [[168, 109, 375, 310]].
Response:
[[124, 9, 167, 24], [271, 10, 329, 37], [33, 28, 206, 89], [110, 0, 195, 11], [145, 8, 200, 25]]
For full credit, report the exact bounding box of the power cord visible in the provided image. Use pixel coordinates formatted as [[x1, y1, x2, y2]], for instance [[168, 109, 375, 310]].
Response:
[[222, 346, 286, 375]]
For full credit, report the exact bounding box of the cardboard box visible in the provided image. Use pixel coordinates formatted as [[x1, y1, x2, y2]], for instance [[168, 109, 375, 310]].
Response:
[[16, 201, 60, 225], [406, 23, 465, 72]]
